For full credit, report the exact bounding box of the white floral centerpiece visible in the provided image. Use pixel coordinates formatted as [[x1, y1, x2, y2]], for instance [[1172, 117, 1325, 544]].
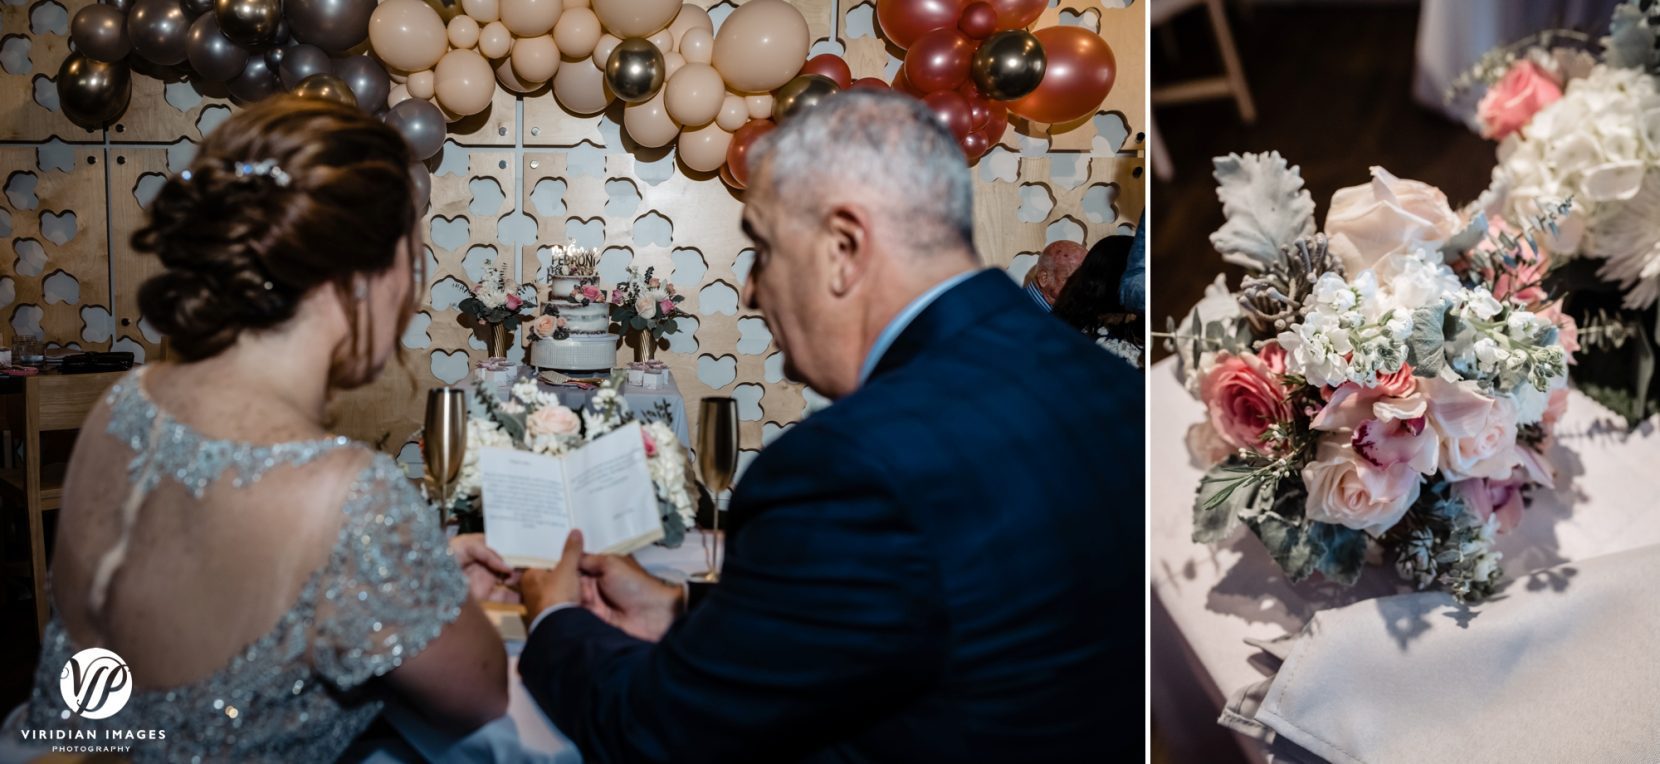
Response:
[[459, 260, 539, 357]]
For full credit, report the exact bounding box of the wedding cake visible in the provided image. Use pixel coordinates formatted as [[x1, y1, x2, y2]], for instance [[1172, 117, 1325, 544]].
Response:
[[529, 248, 617, 374]]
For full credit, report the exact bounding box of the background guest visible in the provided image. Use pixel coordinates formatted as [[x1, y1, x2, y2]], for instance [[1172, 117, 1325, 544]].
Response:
[[1025, 239, 1089, 310], [1055, 235, 1145, 369]]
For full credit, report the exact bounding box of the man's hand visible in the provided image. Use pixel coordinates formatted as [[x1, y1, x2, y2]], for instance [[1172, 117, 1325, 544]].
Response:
[[578, 553, 684, 642], [449, 532, 521, 603], [519, 530, 586, 629]]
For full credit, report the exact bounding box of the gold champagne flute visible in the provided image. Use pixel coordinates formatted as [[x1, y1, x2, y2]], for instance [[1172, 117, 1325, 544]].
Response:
[[695, 397, 739, 582], [423, 387, 467, 526]]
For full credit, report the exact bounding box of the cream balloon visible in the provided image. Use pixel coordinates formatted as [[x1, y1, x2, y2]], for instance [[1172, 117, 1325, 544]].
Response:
[[591, 34, 620, 67], [478, 21, 512, 58], [591, 0, 678, 38], [663, 62, 722, 127], [552, 56, 612, 114], [387, 82, 412, 107], [647, 29, 672, 54], [665, 4, 711, 47], [369, 0, 449, 73], [745, 93, 772, 119], [447, 15, 480, 48], [462, 0, 499, 23], [388, 67, 409, 84], [495, 54, 541, 92], [562, 0, 588, 7], [499, 0, 561, 37], [431, 96, 463, 123], [510, 34, 559, 83], [552, 7, 600, 59], [679, 27, 712, 65], [434, 48, 495, 116], [407, 69, 435, 99], [716, 93, 747, 131], [711, 0, 809, 94], [677, 120, 731, 173], [663, 51, 684, 78], [623, 89, 679, 147]]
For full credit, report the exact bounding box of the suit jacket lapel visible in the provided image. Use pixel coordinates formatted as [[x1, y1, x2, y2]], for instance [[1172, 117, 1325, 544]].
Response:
[[868, 269, 1029, 382]]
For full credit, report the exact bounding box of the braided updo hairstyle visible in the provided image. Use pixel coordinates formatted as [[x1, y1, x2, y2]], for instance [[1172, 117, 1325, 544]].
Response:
[[134, 95, 420, 367]]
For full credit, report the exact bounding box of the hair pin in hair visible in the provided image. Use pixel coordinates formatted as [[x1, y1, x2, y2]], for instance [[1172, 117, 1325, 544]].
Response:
[[235, 159, 291, 187]]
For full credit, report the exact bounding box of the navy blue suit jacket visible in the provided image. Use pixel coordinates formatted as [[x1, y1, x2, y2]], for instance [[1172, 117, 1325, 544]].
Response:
[[519, 269, 1143, 762]]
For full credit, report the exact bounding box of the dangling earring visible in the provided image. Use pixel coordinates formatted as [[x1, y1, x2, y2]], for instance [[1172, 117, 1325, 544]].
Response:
[[353, 278, 368, 300]]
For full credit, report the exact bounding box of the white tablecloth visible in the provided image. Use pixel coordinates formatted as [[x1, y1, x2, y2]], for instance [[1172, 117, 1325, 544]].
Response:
[[1148, 356, 1660, 761]]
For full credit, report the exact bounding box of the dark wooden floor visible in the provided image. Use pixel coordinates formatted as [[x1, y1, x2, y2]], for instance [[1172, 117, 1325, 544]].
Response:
[[1150, 2, 1495, 362]]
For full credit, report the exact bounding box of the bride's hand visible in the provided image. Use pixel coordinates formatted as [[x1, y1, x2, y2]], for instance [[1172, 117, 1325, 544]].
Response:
[[449, 533, 521, 603]]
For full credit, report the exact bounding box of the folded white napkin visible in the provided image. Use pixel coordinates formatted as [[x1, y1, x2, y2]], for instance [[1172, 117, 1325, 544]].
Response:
[[1222, 544, 1660, 763]]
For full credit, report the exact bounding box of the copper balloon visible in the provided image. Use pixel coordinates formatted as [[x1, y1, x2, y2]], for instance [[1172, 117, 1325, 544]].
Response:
[[798, 53, 851, 90], [771, 74, 839, 123], [724, 118, 775, 190], [849, 76, 890, 92], [970, 29, 1045, 101], [57, 53, 131, 130], [293, 72, 359, 107], [957, 1, 995, 40], [1006, 25, 1114, 124], [923, 89, 970, 140], [605, 37, 665, 104], [902, 28, 973, 93], [876, 0, 964, 51], [986, 0, 1044, 31], [214, 0, 282, 46]]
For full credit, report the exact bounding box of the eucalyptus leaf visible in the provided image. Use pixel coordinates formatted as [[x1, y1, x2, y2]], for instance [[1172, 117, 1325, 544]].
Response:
[[1604, 1, 1658, 71], [631, 315, 648, 331], [1209, 152, 1317, 272]]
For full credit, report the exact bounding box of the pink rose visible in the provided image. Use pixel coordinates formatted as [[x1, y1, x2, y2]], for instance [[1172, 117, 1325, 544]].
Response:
[[666, 283, 677, 296], [635, 295, 658, 319], [610, 289, 626, 305], [1374, 364, 1417, 398], [1198, 351, 1291, 454], [641, 428, 658, 458], [1477, 60, 1562, 141], [556, 316, 568, 328], [505, 293, 523, 310], [526, 404, 581, 437], [1302, 437, 1421, 535], [1455, 468, 1530, 533], [659, 298, 676, 315], [532, 315, 557, 338], [647, 278, 660, 289], [1257, 340, 1288, 374], [1534, 302, 1579, 363], [1542, 387, 1570, 433], [1481, 217, 1550, 305], [581, 285, 603, 301], [1421, 377, 1522, 481], [1324, 167, 1463, 273]]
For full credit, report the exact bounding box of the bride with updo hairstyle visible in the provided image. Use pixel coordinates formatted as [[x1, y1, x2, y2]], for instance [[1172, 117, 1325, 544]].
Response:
[[0, 96, 515, 761]]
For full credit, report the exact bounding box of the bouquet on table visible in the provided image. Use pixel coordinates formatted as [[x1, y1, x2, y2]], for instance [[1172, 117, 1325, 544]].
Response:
[[1457, 0, 1660, 424], [443, 371, 695, 545], [1169, 152, 1576, 601], [609, 266, 689, 347], [459, 261, 539, 357]]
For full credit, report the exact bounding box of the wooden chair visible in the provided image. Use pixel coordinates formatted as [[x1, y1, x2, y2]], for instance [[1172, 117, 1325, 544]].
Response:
[[0, 371, 125, 637], [1150, 0, 1258, 181]]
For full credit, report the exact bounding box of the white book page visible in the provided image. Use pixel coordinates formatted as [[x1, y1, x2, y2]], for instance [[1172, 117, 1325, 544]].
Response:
[[480, 447, 572, 568], [565, 422, 664, 555]]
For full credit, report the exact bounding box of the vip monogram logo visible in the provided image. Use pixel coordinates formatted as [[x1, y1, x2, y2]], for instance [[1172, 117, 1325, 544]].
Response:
[[58, 648, 132, 720]]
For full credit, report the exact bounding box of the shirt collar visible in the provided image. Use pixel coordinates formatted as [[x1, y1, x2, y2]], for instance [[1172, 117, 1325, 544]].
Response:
[[857, 270, 979, 387], [1024, 280, 1051, 311]]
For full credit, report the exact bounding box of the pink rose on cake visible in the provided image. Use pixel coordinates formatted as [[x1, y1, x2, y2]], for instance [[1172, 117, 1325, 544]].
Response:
[[581, 285, 603, 302], [526, 404, 581, 437], [1324, 167, 1463, 273], [1477, 60, 1562, 141], [532, 315, 558, 338], [1197, 350, 1292, 455], [1302, 437, 1422, 535]]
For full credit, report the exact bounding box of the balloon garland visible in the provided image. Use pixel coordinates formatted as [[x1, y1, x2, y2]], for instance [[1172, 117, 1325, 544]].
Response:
[[59, 0, 1118, 190]]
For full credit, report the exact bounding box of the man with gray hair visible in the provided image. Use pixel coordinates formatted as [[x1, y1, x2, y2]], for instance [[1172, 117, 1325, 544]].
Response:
[[518, 90, 1139, 762]]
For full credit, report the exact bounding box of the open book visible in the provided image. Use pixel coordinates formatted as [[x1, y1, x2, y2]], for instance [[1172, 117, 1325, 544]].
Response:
[[480, 422, 664, 566]]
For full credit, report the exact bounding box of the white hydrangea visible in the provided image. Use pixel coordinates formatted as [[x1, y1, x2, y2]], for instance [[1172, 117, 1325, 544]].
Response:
[[644, 420, 696, 530], [453, 418, 516, 502]]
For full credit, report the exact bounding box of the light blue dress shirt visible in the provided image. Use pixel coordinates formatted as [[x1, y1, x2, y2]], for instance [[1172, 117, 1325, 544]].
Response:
[[1024, 280, 1050, 312], [857, 270, 979, 386]]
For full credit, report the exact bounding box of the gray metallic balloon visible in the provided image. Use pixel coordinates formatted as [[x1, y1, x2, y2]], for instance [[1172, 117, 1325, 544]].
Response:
[[292, 72, 358, 108], [57, 53, 132, 130], [101, 0, 133, 13], [128, 0, 191, 66], [410, 160, 431, 212], [605, 37, 665, 104], [70, 4, 131, 63], [334, 55, 390, 114], [284, 0, 374, 54], [278, 44, 332, 90], [383, 98, 445, 160], [214, 0, 281, 47], [186, 12, 248, 82], [226, 50, 279, 101], [182, 0, 213, 17], [263, 42, 285, 70]]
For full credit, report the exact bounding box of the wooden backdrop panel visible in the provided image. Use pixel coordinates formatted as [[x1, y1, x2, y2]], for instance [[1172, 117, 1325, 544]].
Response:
[[1, 144, 111, 353]]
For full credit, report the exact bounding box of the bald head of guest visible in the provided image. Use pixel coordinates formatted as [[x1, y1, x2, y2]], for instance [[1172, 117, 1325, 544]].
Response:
[[1032, 240, 1087, 305]]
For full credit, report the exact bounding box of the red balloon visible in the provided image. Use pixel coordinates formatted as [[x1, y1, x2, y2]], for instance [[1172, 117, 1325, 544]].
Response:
[[962, 129, 990, 160], [877, 0, 967, 50], [958, 1, 997, 39], [903, 28, 974, 94], [1007, 26, 1116, 124], [890, 65, 923, 97], [725, 118, 777, 190], [850, 76, 891, 92], [800, 54, 853, 90], [981, 101, 1008, 145], [923, 89, 971, 141], [720, 162, 742, 190], [987, 0, 1045, 31], [960, 82, 991, 129]]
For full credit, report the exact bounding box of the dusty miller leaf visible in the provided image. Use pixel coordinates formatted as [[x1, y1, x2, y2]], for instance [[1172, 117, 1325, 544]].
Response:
[[1193, 461, 1255, 543], [1209, 152, 1317, 272], [1604, 1, 1658, 72], [1406, 302, 1450, 377]]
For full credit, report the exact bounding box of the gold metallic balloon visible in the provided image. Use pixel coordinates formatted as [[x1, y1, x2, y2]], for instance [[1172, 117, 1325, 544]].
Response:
[[57, 53, 132, 130], [770, 74, 838, 123], [605, 37, 665, 104], [970, 29, 1046, 102], [292, 72, 359, 108]]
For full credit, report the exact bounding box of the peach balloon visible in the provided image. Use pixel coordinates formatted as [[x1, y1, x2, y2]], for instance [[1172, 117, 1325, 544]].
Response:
[[448, 15, 481, 48], [663, 51, 685, 78], [716, 93, 748, 131], [664, 62, 722, 127], [592, 34, 620, 67], [462, 0, 499, 23], [679, 27, 713, 64], [592, 0, 679, 39], [478, 21, 513, 58], [499, 0, 561, 37], [435, 48, 496, 116], [552, 8, 601, 59], [553, 56, 612, 113], [623, 89, 679, 147], [407, 69, 436, 99], [666, 4, 711, 47], [677, 120, 731, 173], [712, 0, 809, 94], [431, 96, 463, 123], [647, 29, 672, 54], [563, 0, 589, 7], [496, 55, 541, 92], [369, 0, 449, 73], [387, 82, 412, 107], [388, 67, 409, 84], [745, 93, 772, 119], [511, 34, 560, 82]]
